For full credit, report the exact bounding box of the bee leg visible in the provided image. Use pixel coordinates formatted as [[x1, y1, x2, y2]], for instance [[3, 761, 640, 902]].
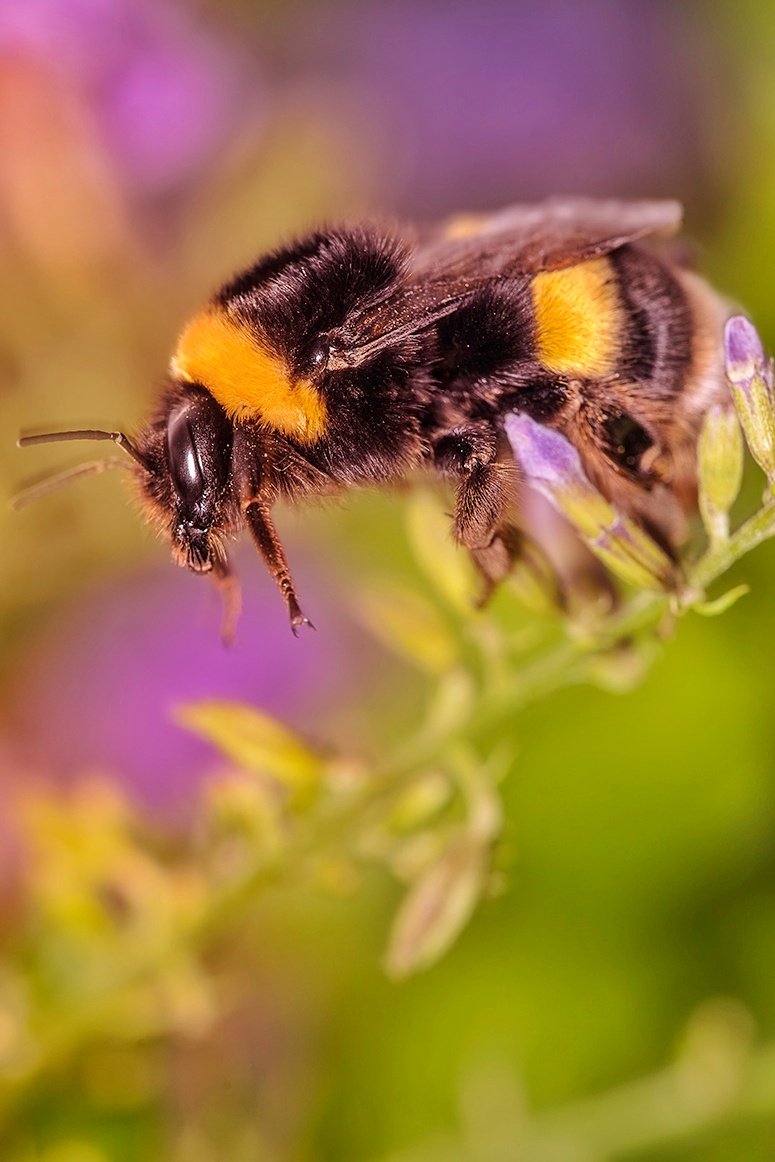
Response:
[[453, 463, 510, 549], [243, 500, 314, 634], [433, 425, 502, 541], [433, 425, 517, 600], [433, 425, 497, 477], [211, 553, 242, 647], [468, 530, 519, 606]]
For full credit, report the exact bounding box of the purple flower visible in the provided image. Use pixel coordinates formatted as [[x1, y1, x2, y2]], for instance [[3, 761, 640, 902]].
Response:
[[724, 316, 775, 486], [725, 317, 771, 394], [505, 413, 674, 590], [507, 413, 589, 494], [725, 317, 766, 377]]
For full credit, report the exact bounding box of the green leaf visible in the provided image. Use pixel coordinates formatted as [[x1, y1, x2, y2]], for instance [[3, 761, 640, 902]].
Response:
[[406, 490, 473, 613], [177, 701, 324, 806], [384, 832, 490, 979], [358, 586, 458, 672]]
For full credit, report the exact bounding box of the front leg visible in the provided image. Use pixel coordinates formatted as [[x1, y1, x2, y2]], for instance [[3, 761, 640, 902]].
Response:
[[432, 423, 518, 598], [243, 499, 314, 635], [233, 430, 314, 634]]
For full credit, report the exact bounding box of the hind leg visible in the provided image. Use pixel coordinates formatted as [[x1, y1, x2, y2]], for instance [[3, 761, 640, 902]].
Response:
[[432, 424, 520, 599]]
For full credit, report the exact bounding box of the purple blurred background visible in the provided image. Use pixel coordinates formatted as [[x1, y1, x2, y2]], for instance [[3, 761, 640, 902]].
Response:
[[4, 552, 364, 814]]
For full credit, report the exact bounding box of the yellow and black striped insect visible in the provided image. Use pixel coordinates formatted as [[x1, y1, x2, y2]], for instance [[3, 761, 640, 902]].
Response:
[[17, 198, 729, 634]]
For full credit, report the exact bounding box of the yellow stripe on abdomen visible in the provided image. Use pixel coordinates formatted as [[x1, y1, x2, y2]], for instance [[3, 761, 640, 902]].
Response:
[[171, 310, 327, 443], [532, 258, 622, 377]]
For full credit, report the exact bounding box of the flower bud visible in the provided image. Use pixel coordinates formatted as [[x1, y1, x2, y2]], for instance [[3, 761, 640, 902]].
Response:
[[725, 316, 775, 487], [698, 402, 743, 544], [505, 413, 676, 591]]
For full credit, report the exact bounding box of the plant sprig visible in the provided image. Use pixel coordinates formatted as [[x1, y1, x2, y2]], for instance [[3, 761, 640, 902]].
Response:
[[2, 317, 775, 1152]]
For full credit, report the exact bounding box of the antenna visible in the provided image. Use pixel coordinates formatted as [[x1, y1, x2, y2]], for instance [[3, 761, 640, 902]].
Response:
[[10, 457, 127, 510], [17, 428, 150, 470]]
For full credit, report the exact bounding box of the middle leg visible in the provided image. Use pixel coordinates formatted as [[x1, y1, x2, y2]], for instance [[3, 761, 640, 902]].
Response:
[[432, 423, 519, 598]]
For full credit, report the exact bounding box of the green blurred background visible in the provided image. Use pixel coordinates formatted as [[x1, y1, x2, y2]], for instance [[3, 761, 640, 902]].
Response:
[[3, 1, 775, 1158]]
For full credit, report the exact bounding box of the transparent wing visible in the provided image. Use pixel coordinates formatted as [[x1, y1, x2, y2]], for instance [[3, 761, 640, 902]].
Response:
[[413, 197, 683, 284]]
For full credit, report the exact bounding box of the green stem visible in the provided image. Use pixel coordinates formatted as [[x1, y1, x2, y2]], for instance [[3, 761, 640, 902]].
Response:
[[380, 1041, 775, 1162], [690, 502, 775, 589], [8, 493, 775, 1128], [187, 499, 775, 946]]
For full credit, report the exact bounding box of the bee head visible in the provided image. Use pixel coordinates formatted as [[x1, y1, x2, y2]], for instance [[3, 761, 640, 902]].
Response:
[[16, 389, 262, 642], [138, 386, 235, 575]]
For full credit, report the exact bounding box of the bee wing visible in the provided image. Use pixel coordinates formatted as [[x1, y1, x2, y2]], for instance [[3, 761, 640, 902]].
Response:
[[341, 199, 683, 367], [413, 197, 683, 284]]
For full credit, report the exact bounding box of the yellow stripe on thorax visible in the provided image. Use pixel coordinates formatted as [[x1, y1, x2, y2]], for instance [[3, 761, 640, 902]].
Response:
[[171, 309, 327, 443], [532, 258, 621, 377]]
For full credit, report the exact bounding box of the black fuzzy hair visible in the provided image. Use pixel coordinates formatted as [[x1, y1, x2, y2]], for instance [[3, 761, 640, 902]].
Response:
[[215, 226, 410, 370], [435, 281, 535, 385]]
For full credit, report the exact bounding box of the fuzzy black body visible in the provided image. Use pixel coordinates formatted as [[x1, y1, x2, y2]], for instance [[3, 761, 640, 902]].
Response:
[[136, 199, 728, 628], [18, 199, 729, 633], [420, 244, 705, 560], [214, 229, 436, 486]]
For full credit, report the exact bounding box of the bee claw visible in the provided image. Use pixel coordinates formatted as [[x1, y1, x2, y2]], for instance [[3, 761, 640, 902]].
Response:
[[289, 607, 315, 635]]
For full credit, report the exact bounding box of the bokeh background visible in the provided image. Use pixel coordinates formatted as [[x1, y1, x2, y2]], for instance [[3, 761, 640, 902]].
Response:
[[3, 1, 775, 1158]]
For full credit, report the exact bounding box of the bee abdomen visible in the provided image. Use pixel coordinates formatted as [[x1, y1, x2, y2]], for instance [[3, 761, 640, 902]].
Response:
[[609, 246, 693, 398]]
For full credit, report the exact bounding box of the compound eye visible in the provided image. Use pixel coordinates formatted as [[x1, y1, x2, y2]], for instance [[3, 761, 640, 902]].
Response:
[[308, 339, 330, 375], [167, 406, 205, 505]]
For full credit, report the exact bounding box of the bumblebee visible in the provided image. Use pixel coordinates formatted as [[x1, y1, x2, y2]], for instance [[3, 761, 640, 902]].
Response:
[[17, 198, 729, 634]]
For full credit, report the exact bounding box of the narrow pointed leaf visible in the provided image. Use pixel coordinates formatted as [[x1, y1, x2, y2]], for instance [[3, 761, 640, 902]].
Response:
[[177, 700, 324, 805], [385, 834, 489, 978]]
